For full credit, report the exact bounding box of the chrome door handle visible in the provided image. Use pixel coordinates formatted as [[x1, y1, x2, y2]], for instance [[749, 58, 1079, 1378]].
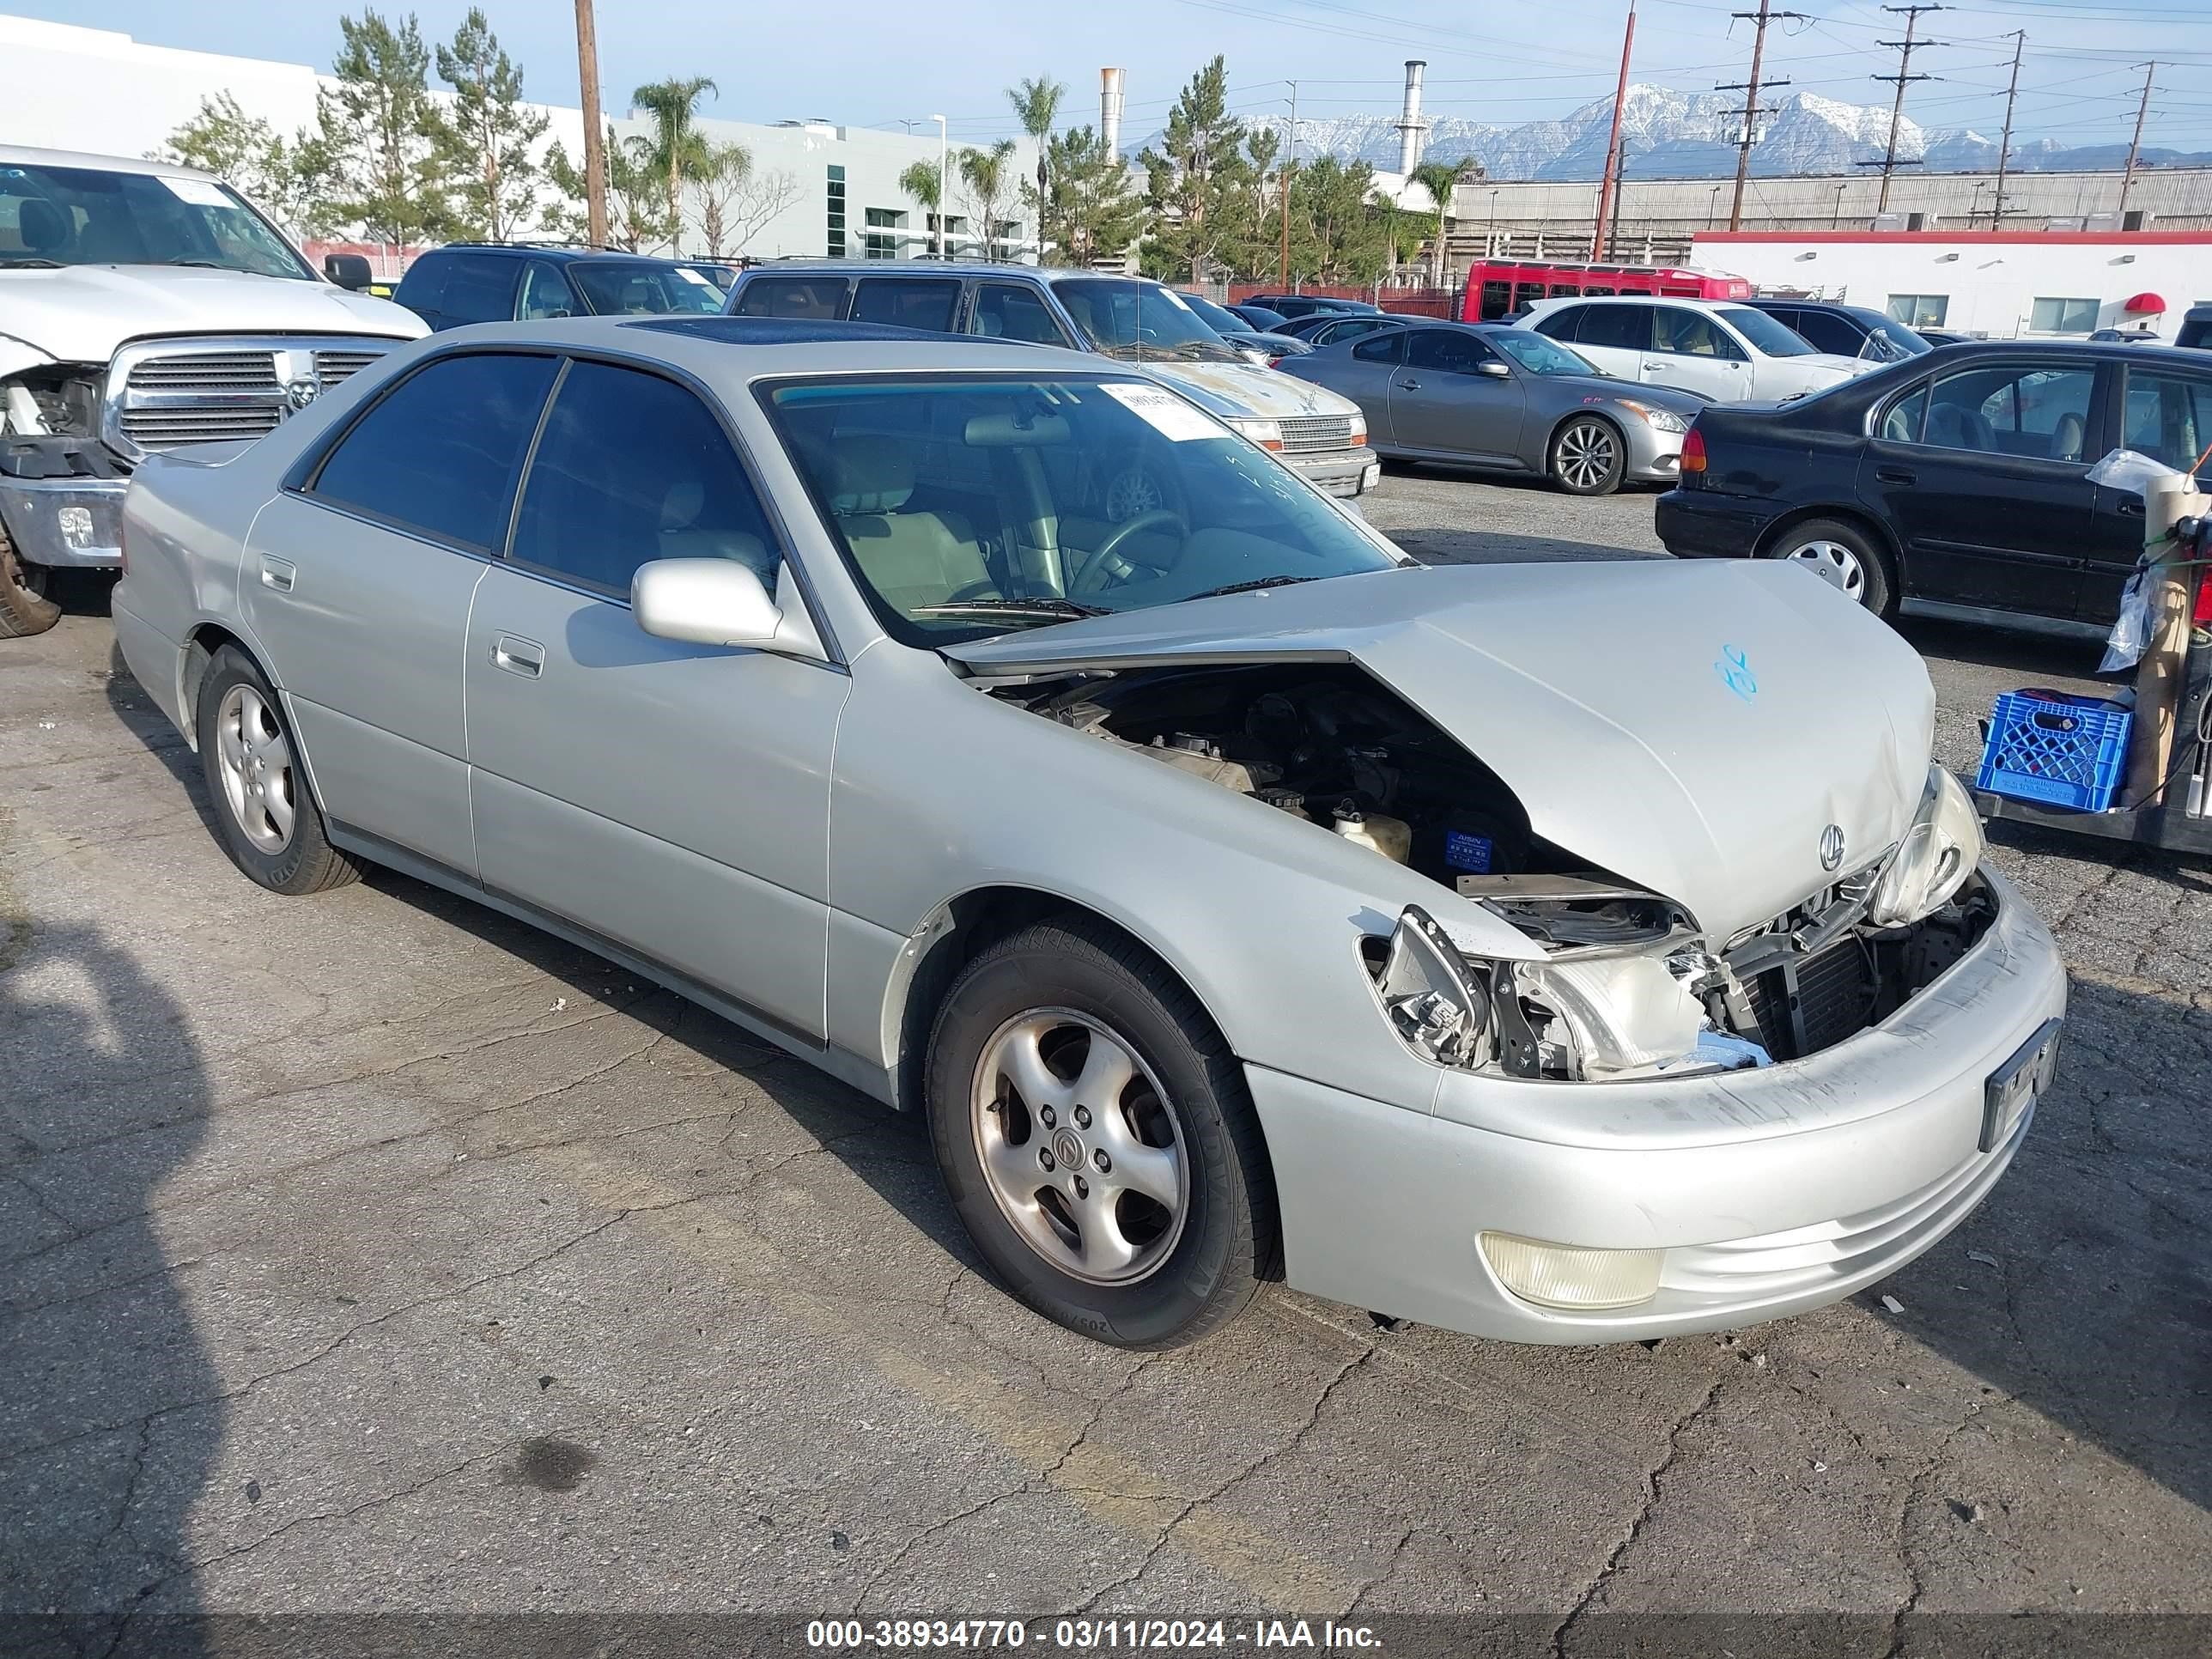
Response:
[[1875, 466, 1917, 486], [490, 635, 544, 678], [1396, 377, 1422, 389], [258, 556, 295, 592], [2117, 499, 2145, 519]]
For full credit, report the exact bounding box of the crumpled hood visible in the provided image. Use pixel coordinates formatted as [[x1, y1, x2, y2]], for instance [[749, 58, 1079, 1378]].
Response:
[[1146, 358, 1363, 422], [948, 559, 1934, 939], [0, 265, 426, 365]]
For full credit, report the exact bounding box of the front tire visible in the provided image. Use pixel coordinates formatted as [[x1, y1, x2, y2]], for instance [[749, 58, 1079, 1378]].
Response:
[[926, 918, 1278, 1349], [195, 647, 362, 895], [0, 525, 61, 639], [1765, 517, 1896, 618], [1549, 416, 1626, 496]]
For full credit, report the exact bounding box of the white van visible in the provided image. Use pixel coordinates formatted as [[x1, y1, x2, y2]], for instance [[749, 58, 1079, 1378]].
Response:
[[1515, 296, 1873, 403]]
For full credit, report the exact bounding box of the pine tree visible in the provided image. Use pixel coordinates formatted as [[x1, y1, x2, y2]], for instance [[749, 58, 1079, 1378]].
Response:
[[430, 9, 547, 244], [1139, 58, 1252, 283], [300, 10, 453, 246], [1046, 126, 1143, 269]]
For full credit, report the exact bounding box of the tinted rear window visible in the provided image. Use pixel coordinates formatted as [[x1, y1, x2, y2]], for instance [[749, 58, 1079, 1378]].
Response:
[[310, 353, 556, 550], [850, 276, 962, 332], [733, 276, 851, 319], [1577, 305, 1653, 352], [438, 255, 520, 325]]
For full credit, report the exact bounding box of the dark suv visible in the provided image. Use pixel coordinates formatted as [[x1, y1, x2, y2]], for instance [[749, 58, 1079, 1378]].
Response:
[[392, 244, 730, 331], [1744, 299, 1931, 366], [1241, 294, 1382, 321]]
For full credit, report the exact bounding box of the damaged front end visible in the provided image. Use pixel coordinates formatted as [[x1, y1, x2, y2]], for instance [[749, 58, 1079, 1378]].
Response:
[[1370, 765, 1995, 1082], [1, 360, 127, 568]]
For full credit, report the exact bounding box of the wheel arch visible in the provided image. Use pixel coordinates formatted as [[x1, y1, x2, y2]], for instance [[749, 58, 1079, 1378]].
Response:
[[179, 623, 268, 752], [1752, 503, 1902, 572]]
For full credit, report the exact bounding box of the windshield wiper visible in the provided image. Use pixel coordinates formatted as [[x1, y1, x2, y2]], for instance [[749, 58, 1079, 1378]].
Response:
[[908, 598, 1112, 622], [0, 257, 64, 270], [1185, 574, 1321, 601]]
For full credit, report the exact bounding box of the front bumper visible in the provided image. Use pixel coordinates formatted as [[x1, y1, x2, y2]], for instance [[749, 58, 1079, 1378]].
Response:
[[1625, 427, 1685, 485], [1283, 447, 1378, 497], [1653, 486, 1769, 560], [0, 474, 125, 568], [1248, 868, 2066, 1343]]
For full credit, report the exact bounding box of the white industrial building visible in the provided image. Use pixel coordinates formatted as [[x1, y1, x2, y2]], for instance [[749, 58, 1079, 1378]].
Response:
[[1687, 229, 2212, 341], [0, 13, 1037, 264]]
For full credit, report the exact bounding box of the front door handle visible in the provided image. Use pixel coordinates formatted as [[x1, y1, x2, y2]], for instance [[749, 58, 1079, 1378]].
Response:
[[2117, 499, 2145, 519], [490, 635, 544, 678], [1396, 377, 1421, 390], [258, 556, 295, 592], [1875, 466, 1917, 486]]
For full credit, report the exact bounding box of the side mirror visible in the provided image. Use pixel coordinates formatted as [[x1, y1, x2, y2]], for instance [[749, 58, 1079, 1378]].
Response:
[[325, 252, 374, 291], [1474, 359, 1513, 379], [632, 558, 817, 655]]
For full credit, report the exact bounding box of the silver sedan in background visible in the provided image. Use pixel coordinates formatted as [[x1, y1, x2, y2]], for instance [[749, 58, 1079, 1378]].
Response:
[[1282, 319, 1706, 495], [112, 319, 2062, 1353]]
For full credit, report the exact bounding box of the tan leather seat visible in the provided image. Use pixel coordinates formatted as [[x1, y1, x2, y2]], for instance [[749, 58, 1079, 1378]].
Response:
[[828, 434, 993, 610]]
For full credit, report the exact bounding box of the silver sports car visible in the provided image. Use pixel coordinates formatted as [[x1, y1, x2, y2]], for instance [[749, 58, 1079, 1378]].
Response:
[[113, 317, 2064, 1351], [1281, 319, 1706, 495]]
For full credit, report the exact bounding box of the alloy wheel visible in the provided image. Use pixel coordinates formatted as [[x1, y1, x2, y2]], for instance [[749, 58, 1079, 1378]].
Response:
[[213, 684, 298, 854], [1784, 538, 1867, 602], [969, 1009, 1189, 1285], [1556, 420, 1620, 492]]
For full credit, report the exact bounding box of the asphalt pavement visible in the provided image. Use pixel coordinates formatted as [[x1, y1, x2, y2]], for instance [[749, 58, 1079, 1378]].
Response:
[[3, 473, 2207, 1656]]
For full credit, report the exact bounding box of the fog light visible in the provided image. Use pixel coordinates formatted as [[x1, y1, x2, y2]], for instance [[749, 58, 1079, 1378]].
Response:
[[1480, 1233, 1663, 1310], [58, 506, 95, 550]]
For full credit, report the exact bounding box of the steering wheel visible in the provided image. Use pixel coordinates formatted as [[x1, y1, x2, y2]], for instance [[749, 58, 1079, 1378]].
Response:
[[1071, 510, 1187, 595]]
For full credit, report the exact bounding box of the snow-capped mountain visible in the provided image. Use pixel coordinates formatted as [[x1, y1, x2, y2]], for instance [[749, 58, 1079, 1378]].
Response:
[[1135, 83, 2208, 179]]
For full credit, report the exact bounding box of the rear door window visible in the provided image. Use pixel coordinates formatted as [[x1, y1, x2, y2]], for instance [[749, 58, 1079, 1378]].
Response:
[[519, 261, 580, 319], [1406, 331, 1498, 375], [1576, 304, 1653, 352], [732, 275, 852, 319], [510, 361, 779, 597], [438, 254, 520, 325], [308, 352, 557, 551], [851, 276, 962, 332], [1920, 363, 2096, 461], [1351, 331, 1405, 365], [1531, 305, 1585, 343], [2118, 368, 2212, 481], [969, 283, 1073, 345]]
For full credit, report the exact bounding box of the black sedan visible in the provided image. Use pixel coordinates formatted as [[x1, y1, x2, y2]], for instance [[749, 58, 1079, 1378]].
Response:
[[1655, 338, 2212, 629], [1274, 313, 1407, 349], [1243, 293, 1382, 320]]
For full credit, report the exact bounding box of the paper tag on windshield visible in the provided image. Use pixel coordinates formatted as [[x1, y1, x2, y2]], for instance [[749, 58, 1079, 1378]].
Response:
[[1100, 380, 1218, 441], [1158, 288, 1192, 311], [674, 267, 716, 287], [158, 176, 235, 209]]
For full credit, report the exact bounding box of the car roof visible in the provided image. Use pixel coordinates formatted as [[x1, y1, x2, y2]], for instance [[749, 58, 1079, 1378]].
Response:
[[1918, 337, 2212, 368], [1747, 297, 1885, 321], [422, 244, 703, 268], [731, 261, 1113, 285], [415, 314, 1107, 383], [0, 143, 219, 182], [1526, 295, 1737, 312]]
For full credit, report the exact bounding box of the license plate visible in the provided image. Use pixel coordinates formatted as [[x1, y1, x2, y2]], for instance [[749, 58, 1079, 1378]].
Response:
[[1982, 1018, 2062, 1152]]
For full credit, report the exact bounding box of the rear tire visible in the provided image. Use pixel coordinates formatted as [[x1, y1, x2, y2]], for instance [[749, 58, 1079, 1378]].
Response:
[[195, 647, 362, 896], [1765, 517, 1896, 618], [1549, 416, 1626, 496], [0, 525, 61, 639], [926, 917, 1277, 1350]]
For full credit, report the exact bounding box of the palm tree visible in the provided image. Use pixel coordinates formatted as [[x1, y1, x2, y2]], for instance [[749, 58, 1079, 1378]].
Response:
[[1007, 76, 1064, 254], [958, 139, 1016, 262], [1409, 157, 1472, 290], [631, 75, 718, 253], [898, 159, 942, 256]]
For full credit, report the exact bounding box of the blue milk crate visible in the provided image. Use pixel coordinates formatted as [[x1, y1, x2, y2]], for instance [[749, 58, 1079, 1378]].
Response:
[[1975, 690, 2132, 812]]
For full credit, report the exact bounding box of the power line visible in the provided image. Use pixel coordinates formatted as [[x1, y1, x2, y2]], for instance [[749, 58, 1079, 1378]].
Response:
[[1717, 0, 1806, 229], [1859, 3, 1948, 211]]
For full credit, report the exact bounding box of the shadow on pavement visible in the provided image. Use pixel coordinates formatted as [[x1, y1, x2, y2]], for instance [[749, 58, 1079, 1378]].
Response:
[[0, 922, 215, 1658]]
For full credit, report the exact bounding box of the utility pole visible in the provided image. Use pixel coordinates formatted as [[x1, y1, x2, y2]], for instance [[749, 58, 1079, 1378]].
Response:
[[1279, 81, 1297, 289], [1864, 4, 1945, 214], [1990, 29, 2025, 228], [2119, 61, 2156, 218], [1590, 0, 1637, 262], [574, 0, 607, 246], [1717, 0, 1802, 233]]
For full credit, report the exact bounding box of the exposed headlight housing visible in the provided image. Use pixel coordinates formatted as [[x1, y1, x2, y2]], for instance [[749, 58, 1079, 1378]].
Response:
[[1226, 416, 1284, 451], [1866, 764, 1983, 927], [1618, 399, 1688, 434], [1372, 906, 1489, 1066]]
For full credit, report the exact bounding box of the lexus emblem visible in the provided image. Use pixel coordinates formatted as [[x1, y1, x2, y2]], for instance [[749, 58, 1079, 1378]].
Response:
[[1819, 823, 1846, 872], [284, 376, 322, 412]]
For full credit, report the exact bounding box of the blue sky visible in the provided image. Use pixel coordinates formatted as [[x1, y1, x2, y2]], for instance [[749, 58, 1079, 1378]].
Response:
[[21, 0, 2212, 150]]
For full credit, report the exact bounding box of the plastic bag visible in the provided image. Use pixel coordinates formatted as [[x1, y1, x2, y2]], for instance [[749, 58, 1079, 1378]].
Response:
[[2086, 447, 2188, 496], [2101, 562, 2155, 674]]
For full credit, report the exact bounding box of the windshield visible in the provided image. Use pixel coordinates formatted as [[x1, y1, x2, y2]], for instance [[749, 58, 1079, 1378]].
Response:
[[1182, 294, 1250, 336], [1717, 306, 1816, 358], [572, 263, 726, 315], [1491, 330, 1600, 377], [765, 374, 1401, 646], [0, 162, 312, 279], [1054, 279, 1243, 363]]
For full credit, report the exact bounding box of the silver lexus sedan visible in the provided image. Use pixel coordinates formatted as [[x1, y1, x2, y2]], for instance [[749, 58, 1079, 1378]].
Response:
[[112, 316, 2065, 1351], [1281, 319, 1706, 495]]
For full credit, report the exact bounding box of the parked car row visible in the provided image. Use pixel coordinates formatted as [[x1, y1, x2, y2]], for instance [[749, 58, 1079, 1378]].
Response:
[[111, 312, 2064, 1354]]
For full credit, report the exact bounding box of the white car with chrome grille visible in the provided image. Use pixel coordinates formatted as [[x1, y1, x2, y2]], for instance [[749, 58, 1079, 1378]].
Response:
[[0, 143, 426, 637]]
